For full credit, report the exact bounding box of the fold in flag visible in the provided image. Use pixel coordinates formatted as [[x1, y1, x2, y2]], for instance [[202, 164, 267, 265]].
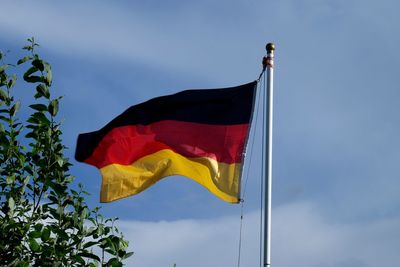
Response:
[[75, 81, 257, 203]]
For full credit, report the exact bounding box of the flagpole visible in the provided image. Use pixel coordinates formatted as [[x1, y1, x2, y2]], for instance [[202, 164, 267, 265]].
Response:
[[263, 42, 275, 267]]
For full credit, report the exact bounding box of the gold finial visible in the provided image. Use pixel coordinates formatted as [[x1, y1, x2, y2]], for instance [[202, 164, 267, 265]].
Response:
[[266, 43, 275, 53]]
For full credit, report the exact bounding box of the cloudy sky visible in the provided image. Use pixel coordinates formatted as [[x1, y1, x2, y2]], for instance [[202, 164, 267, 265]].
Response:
[[1, 0, 399, 266]]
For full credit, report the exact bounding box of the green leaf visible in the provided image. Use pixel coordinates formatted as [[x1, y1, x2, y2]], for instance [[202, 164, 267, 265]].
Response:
[[44, 62, 52, 86], [65, 176, 75, 183], [16, 260, 30, 267], [29, 238, 40, 252], [34, 223, 44, 232], [80, 208, 88, 219], [25, 131, 37, 139], [36, 84, 50, 99], [29, 230, 42, 239], [10, 101, 21, 117], [34, 111, 50, 124], [121, 251, 134, 260], [17, 56, 32, 65], [0, 64, 8, 72], [29, 104, 47, 112], [32, 59, 45, 71], [71, 255, 85, 265], [48, 195, 58, 203], [23, 45, 32, 51], [7, 74, 17, 88], [48, 99, 59, 116], [0, 115, 11, 123], [28, 111, 50, 125], [0, 88, 8, 101], [0, 123, 4, 133], [51, 182, 67, 195], [57, 158, 64, 167], [78, 252, 101, 262], [8, 197, 15, 216], [23, 175, 30, 185], [83, 241, 98, 249], [106, 258, 122, 267], [23, 66, 38, 79], [41, 227, 51, 241], [62, 197, 73, 207], [25, 75, 43, 83], [23, 66, 43, 83], [6, 175, 15, 185]]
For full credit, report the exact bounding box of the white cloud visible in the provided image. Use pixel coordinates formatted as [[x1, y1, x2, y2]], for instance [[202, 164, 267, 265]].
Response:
[[117, 202, 400, 267]]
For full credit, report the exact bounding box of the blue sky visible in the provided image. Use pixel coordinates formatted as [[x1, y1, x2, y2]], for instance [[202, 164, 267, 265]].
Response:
[[1, 0, 400, 266]]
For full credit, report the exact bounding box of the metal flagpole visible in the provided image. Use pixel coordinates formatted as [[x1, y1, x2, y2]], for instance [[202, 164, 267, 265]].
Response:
[[263, 43, 275, 267]]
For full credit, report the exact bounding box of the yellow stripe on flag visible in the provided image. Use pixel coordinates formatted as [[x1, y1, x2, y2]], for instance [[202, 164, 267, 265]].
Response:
[[99, 149, 242, 203]]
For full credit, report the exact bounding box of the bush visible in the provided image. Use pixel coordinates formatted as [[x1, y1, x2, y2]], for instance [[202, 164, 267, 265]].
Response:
[[0, 38, 132, 266]]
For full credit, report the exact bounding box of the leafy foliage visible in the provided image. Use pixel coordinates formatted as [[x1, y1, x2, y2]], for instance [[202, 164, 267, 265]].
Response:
[[0, 38, 132, 266]]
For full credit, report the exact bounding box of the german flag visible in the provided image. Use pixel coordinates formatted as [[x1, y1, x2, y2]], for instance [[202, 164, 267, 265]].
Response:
[[75, 81, 257, 203]]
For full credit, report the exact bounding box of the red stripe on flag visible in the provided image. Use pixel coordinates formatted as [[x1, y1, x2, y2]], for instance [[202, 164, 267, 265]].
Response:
[[85, 120, 250, 168]]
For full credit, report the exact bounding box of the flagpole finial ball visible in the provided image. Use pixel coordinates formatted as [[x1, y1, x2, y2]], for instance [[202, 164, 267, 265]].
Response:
[[266, 43, 275, 53]]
